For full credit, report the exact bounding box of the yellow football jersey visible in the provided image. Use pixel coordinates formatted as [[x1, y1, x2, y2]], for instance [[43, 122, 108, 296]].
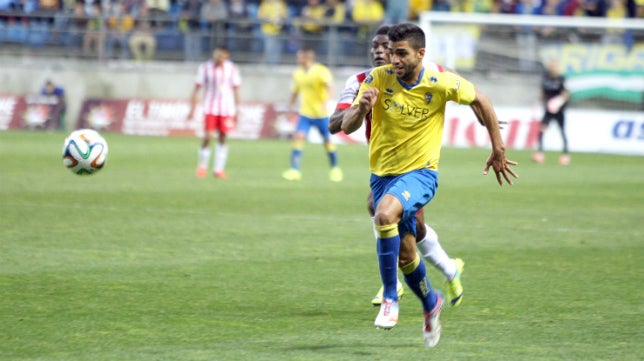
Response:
[[354, 64, 476, 175], [292, 63, 333, 118]]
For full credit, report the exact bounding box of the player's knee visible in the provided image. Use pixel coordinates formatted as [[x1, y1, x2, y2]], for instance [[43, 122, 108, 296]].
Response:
[[373, 210, 398, 227]]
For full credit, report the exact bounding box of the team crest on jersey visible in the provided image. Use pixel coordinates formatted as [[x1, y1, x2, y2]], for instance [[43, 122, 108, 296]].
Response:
[[425, 92, 433, 103], [385, 88, 394, 96], [365, 74, 374, 84], [385, 69, 394, 75], [430, 77, 437, 83]]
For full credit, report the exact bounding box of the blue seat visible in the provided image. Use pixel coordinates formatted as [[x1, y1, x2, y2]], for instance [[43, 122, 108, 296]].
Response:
[[6, 22, 28, 43], [27, 21, 49, 47], [155, 26, 183, 51]]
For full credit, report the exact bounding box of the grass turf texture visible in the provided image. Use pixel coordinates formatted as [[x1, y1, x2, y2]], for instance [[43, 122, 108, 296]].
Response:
[[1, 130, 642, 361]]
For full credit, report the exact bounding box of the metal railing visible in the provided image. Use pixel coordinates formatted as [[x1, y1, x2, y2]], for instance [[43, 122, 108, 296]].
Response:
[[0, 12, 378, 67]]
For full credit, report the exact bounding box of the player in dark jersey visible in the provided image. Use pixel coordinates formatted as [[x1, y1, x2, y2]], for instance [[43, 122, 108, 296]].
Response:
[[533, 59, 571, 165]]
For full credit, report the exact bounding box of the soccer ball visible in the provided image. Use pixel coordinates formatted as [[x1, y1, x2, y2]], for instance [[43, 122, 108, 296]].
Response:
[[62, 129, 109, 175]]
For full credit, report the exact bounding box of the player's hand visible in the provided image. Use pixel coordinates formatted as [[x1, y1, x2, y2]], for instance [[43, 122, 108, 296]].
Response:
[[187, 109, 194, 120], [483, 150, 519, 186], [359, 88, 379, 113]]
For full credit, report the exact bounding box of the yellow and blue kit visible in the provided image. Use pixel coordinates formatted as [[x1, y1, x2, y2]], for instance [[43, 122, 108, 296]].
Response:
[[292, 63, 333, 119], [356, 64, 477, 305], [354, 64, 476, 176]]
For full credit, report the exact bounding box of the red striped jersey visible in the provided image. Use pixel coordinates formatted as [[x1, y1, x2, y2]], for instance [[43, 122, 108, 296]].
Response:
[[195, 60, 242, 117]]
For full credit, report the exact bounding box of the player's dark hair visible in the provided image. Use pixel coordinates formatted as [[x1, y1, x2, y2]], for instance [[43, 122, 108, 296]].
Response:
[[388, 23, 425, 50], [375, 25, 390, 36]]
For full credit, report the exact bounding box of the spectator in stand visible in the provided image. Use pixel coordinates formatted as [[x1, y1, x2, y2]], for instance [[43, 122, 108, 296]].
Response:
[[64, 1, 87, 51], [227, 0, 253, 53], [325, 0, 346, 24], [82, 1, 105, 60], [561, 0, 583, 15], [123, 0, 145, 15], [288, 0, 308, 14], [37, 0, 62, 25], [129, 4, 157, 61], [178, 0, 203, 61], [146, 0, 170, 20], [465, 0, 495, 12], [200, 0, 228, 48], [535, 0, 563, 38], [603, 0, 627, 44], [581, 0, 608, 16], [295, 0, 326, 51], [515, 0, 538, 71], [498, 0, 517, 13], [636, 0, 644, 17], [384, 0, 410, 24], [351, 0, 384, 42], [324, 0, 347, 59], [409, 0, 430, 20], [433, 0, 452, 11], [257, 0, 288, 64], [0, 0, 15, 25], [0, 0, 13, 13], [106, 1, 135, 60]]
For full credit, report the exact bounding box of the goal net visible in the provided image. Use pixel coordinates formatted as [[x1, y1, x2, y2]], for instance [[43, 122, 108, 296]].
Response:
[[418, 12, 644, 111]]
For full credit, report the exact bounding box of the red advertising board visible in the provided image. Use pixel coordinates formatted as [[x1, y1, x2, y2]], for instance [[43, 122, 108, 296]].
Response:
[[75, 98, 284, 139], [0, 94, 64, 130]]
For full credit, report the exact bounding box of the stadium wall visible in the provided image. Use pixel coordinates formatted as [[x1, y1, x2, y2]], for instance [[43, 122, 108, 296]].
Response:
[[0, 59, 541, 128], [1, 60, 641, 156]]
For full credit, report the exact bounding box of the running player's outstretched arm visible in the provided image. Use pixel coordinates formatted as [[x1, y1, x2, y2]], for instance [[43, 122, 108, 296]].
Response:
[[469, 88, 519, 186], [342, 88, 378, 134]]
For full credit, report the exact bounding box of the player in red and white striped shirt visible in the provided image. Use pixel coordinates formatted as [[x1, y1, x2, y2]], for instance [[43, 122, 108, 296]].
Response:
[[188, 46, 242, 179]]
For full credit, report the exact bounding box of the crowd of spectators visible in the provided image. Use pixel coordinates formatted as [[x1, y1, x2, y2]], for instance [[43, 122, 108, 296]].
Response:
[[0, 0, 642, 63]]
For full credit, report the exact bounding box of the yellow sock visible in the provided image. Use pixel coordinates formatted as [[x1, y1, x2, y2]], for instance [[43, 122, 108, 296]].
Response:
[[400, 253, 421, 275]]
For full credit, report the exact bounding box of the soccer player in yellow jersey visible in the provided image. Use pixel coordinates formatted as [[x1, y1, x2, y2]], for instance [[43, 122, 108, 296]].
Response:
[[341, 23, 518, 347], [282, 48, 343, 182], [329, 25, 465, 309]]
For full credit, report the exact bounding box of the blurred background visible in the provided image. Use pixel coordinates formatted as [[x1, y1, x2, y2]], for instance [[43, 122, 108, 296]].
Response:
[[0, 0, 642, 154]]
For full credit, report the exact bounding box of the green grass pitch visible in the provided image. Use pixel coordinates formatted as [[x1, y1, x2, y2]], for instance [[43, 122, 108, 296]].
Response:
[[1, 130, 642, 360]]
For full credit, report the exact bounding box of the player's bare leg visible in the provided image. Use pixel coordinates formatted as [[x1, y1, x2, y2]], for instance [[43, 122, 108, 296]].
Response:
[[369, 194, 463, 307]]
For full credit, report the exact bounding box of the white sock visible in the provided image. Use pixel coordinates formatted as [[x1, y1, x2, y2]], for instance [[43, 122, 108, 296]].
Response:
[[198, 147, 211, 168], [370, 216, 378, 240], [214, 143, 228, 173], [416, 224, 457, 281]]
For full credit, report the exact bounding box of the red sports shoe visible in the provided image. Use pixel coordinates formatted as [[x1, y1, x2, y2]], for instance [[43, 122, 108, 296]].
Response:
[[214, 171, 227, 179]]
